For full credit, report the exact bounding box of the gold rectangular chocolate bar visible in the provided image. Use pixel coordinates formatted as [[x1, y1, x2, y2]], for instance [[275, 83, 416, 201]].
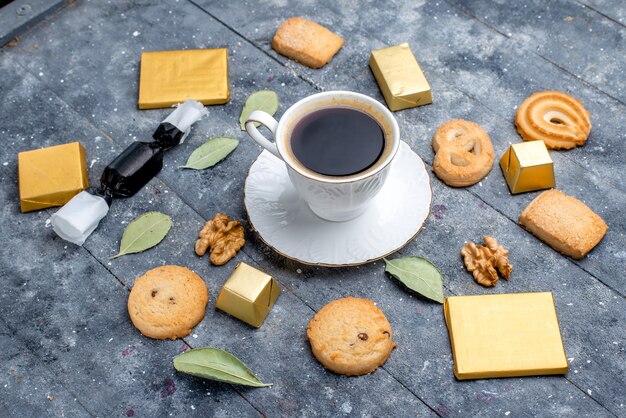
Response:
[[215, 262, 281, 328], [500, 140, 555, 194], [18, 142, 89, 213], [369, 43, 432, 111], [138, 48, 229, 110], [444, 292, 568, 380]]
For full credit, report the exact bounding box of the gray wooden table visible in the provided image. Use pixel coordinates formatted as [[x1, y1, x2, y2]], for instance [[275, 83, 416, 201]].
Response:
[[1, 0, 624, 416]]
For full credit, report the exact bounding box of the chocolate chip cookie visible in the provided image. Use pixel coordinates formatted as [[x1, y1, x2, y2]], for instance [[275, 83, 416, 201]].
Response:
[[307, 297, 396, 376], [128, 265, 209, 340]]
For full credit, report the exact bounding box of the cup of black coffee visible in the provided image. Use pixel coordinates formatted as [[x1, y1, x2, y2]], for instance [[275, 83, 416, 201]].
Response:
[[245, 91, 400, 221]]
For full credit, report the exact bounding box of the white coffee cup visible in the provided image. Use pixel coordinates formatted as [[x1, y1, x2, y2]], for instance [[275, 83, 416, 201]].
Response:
[[245, 91, 400, 222]]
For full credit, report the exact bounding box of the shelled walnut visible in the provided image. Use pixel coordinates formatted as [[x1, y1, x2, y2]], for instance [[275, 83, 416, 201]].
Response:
[[195, 213, 245, 265], [461, 236, 512, 287], [484, 236, 512, 280]]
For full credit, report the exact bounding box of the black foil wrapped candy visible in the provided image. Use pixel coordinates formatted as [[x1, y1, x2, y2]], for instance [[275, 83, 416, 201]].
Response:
[[99, 142, 164, 200], [51, 100, 207, 245]]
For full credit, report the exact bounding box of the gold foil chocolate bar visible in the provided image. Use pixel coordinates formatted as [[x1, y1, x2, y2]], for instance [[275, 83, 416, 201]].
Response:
[[500, 140, 555, 194], [18, 142, 88, 213], [138, 48, 230, 110], [369, 43, 432, 111], [444, 292, 568, 380], [216, 262, 281, 328]]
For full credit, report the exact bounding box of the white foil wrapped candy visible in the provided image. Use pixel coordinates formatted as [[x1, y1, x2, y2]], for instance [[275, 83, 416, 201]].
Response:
[[162, 99, 207, 143], [51, 100, 207, 245], [50, 191, 109, 245]]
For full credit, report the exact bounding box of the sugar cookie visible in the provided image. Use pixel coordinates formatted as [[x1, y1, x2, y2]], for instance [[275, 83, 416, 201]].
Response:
[[519, 189, 607, 259], [272, 17, 344, 69]]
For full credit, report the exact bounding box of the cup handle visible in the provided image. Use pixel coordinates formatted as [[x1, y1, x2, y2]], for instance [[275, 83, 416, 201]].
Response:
[[245, 110, 281, 159]]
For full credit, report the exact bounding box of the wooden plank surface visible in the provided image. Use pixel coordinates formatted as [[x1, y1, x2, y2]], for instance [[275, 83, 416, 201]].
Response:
[[0, 0, 69, 46]]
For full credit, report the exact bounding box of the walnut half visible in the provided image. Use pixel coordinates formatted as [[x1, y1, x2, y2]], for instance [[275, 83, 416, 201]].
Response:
[[195, 214, 245, 266], [461, 236, 512, 287], [483, 236, 512, 280]]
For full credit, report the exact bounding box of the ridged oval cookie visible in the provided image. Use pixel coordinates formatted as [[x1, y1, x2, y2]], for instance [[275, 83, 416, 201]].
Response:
[[515, 91, 591, 149], [307, 297, 396, 376], [128, 265, 209, 340]]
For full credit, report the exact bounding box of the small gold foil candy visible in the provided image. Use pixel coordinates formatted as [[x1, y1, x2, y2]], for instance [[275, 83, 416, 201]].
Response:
[[18, 142, 88, 212], [215, 262, 281, 328], [369, 43, 432, 111], [500, 140, 555, 194]]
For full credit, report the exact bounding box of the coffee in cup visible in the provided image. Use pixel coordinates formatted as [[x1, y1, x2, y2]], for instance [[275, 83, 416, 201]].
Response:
[[245, 91, 400, 222], [289, 106, 385, 176]]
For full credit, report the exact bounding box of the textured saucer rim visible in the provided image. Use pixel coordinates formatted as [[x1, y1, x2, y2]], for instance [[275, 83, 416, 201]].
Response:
[[243, 142, 432, 267]]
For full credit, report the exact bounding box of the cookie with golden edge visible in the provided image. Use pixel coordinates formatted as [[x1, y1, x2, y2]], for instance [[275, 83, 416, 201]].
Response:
[[272, 17, 344, 69], [307, 297, 396, 376], [515, 91, 591, 149], [432, 119, 495, 187], [519, 189, 607, 259], [128, 265, 209, 340]]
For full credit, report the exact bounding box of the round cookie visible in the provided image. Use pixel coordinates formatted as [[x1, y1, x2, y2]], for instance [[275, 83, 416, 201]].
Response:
[[128, 265, 209, 340], [307, 297, 396, 376], [515, 91, 591, 149]]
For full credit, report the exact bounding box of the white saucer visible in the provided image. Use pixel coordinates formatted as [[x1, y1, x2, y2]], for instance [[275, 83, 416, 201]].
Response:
[[244, 141, 432, 266]]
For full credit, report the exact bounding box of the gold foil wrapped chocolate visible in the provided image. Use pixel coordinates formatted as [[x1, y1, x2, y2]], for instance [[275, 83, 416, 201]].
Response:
[[138, 48, 230, 110], [369, 43, 432, 111], [215, 262, 281, 328], [444, 292, 568, 380], [18, 142, 88, 213], [500, 140, 555, 194]]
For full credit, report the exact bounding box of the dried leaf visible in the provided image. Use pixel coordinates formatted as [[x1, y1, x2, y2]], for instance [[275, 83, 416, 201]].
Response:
[[173, 347, 271, 387], [110, 212, 172, 259], [384, 256, 444, 303], [179, 137, 238, 170], [239, 90, 279, 130]]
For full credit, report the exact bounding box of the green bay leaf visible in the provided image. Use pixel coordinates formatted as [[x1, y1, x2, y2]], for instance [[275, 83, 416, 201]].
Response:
[[384, 256, 444, 303], [179, 137, 238, 170], [239, 90, 279, 130], [173, 347, 271, 387], [110, 211, 172, 259]]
